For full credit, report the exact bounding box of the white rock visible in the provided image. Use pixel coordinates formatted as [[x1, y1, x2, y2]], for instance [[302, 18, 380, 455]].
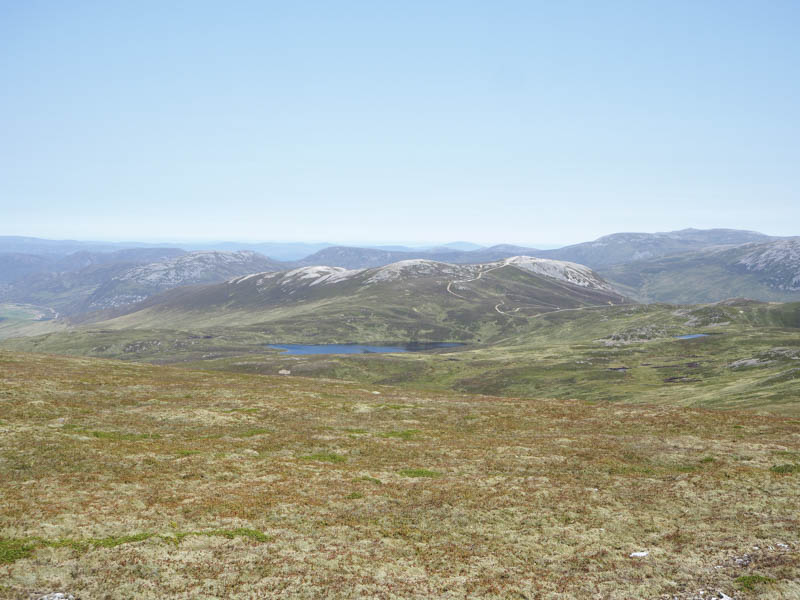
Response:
[[629, 551, 649, 558], [365, 259, 457, 284], [119, 251, 265, 286], [502, 256, 614, 290], [280, 265, 362, 287], [737, 239, 800, 290]]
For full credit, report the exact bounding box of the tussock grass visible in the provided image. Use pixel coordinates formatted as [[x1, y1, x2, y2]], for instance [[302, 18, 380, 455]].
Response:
[[204, 528, 270, 542], [1, 529, 271, 559], [301, 452, 347, 463], [0, 539, 33, 564], [770, 463, 799, 474], [234, 427, 271, 438], [735, 574, 777, 591], [354, 476, 382, 485], [398, 468, 441, 478]]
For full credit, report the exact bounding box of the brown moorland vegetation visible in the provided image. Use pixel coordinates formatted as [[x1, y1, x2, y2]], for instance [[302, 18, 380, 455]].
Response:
[[1, 350, 798, 598]]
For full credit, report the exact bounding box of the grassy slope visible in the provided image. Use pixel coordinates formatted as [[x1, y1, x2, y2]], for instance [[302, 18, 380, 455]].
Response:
[[186, 301, 800, 415], [19, 302, 796, 415], [1, 351, 798, 599]]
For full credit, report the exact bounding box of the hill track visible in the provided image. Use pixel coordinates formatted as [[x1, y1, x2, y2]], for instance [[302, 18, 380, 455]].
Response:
[[446, 263, 508, 299]]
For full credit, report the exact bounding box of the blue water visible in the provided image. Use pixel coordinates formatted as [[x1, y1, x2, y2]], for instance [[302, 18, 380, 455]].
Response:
[[268, 343, 464, 355], [674, 334, 709, 340]]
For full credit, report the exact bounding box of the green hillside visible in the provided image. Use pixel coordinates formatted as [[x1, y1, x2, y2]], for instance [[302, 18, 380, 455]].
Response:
[[180, 301, 800, 416], [6, 300, 800, 416]]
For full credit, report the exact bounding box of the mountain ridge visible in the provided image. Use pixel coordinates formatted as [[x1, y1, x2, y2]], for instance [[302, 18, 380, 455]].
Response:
[[2, 229, 796, 316], [78, 256, 629, 342], [2, 250, 284, 315], [600, 238, 800, 303], [294, 229, 782, 271]]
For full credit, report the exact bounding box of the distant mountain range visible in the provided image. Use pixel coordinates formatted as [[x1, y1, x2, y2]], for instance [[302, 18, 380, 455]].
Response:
[[1, 229, 798, 316], [0, 236, 154, 256], [540, 228, 776, 268], [0, 237, 486, 262], [600, 238, 800, 303], [0, 246, 189, 285], [295, 229, 778, 270], [1, 250, 281, 316]]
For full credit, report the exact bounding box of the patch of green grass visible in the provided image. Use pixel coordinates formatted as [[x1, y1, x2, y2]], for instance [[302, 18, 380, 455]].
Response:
[[207, 528, 270, 542], [0, 538, 34, 564], [175, 450, 201, 457], [85, 429, 160, 441], [89, 533, 153, 548], [770, 463, 799, 474], [235, 428, 271, 438], [735, 574, 776, 591], [302, 452, 347, 463], [354, 476, 382, 485], [399, 468, 441, 478], [380, 429, 418, 440], [345, 492, 364, 500], [162, 529, 271, 545], [4, 529, 271, 563], [671, 463, 699, 473], [43, 532, 154, 551], [774, 450, 800, 458], [606, 461, 656, 476], [90, 532, 154, 548]]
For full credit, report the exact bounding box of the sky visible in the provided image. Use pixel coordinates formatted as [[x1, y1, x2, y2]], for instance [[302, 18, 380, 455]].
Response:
[[1, 1, 799, 246]]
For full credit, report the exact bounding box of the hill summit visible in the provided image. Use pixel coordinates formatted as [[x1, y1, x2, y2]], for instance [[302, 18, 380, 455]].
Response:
[[83, 256, 629, 342]]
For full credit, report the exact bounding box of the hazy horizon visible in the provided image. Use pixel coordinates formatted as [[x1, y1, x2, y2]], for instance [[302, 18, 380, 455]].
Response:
[[0, 225, 787, 252]]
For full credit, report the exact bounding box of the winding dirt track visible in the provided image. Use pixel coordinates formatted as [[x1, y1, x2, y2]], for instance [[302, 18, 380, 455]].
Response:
[[445, 263, 507, 299], [448, 262, 618, 318]]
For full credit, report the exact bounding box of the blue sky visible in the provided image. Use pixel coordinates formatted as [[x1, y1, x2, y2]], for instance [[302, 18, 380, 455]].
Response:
[[1, 1, 798, 245]]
